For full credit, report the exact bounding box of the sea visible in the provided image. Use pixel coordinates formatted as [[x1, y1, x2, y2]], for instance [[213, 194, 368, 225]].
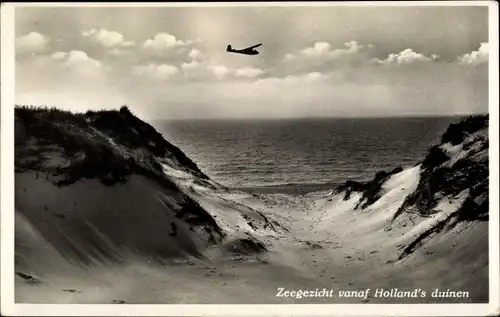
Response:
[[153, 117, 460, 195]]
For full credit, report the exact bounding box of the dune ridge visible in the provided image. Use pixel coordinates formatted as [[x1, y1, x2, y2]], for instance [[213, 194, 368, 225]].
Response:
[[15, 105, 276, 269]]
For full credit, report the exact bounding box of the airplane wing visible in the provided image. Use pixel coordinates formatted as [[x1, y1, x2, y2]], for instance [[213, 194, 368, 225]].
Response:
[[245, 43, 262, 50]]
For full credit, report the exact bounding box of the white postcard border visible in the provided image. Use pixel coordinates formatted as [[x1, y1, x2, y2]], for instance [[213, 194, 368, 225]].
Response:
[[1, 2, 499, 316]]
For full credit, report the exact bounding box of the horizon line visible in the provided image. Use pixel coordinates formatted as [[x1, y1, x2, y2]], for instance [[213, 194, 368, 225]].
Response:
[[151, 113, 488, 121]]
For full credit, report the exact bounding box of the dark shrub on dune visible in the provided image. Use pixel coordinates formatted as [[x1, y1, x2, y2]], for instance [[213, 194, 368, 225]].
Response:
[[441, 115, 488, 145], [393, 115, 489, 222], [15, 105, 209, 188], [87, 105, 209, 180], [335, 166, 404, 209], [421, 145, 449, 171]]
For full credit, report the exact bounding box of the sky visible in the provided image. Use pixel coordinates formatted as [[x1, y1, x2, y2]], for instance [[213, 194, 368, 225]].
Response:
[[14, 4, 490, 119]]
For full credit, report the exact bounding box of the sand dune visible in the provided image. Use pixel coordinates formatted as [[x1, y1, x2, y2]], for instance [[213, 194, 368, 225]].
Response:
[[16, 172, 222, 266], [14, 107, 489, 304]]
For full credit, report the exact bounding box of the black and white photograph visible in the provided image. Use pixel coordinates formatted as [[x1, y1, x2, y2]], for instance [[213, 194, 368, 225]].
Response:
[[1, 2, 499, 316]]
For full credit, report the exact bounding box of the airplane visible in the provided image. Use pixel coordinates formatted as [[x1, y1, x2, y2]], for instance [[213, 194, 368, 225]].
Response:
[[227, 43, 262, 55]]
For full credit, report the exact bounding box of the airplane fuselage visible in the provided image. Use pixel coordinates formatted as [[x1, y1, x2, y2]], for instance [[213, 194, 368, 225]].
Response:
[[227, 49, 259, 55], [227, 44, 261, 55]]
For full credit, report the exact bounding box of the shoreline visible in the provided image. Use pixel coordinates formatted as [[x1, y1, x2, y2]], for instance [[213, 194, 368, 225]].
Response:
[[233, 182, 343, 196]]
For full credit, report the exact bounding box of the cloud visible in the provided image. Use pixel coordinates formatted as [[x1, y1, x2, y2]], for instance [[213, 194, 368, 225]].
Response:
[[16, 32, 49, 55], [142, 32, 195, 55], [82, 28, 135, 49], [56, 50, 100, 66], [233, 67, 266, 79], [183, 64, 265, 81], [371, 48, 439, 65], [16, 49, 121, 112], [49, 50, 104, 77], [13, 26, 488, 119], [336, 40, 364, 55], [180, 49, 205, 72], [207, 65, 230, 79], [108, 48, 125, 56], [458, 42, 489, 65], [132, 63, 179, 80], [287, 40, 365, 61], [51, 51, 67, 60], [181, 60, 201, 71], [180, 62, 222, 81], [188, 48, 204, 61], [301, 41, 333, 58], [278, 40, 373, 76], [256, 72, 329, 86], [178, 48, 223, 80], [23, 50, 107, 83], [178, 47, 264, 81], [283, 53, 296, 62]]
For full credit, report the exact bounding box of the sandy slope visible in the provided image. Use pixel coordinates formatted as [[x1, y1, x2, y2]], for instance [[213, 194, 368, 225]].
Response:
[[15, 165, 488, 304], [15, 171, 221, 266]]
